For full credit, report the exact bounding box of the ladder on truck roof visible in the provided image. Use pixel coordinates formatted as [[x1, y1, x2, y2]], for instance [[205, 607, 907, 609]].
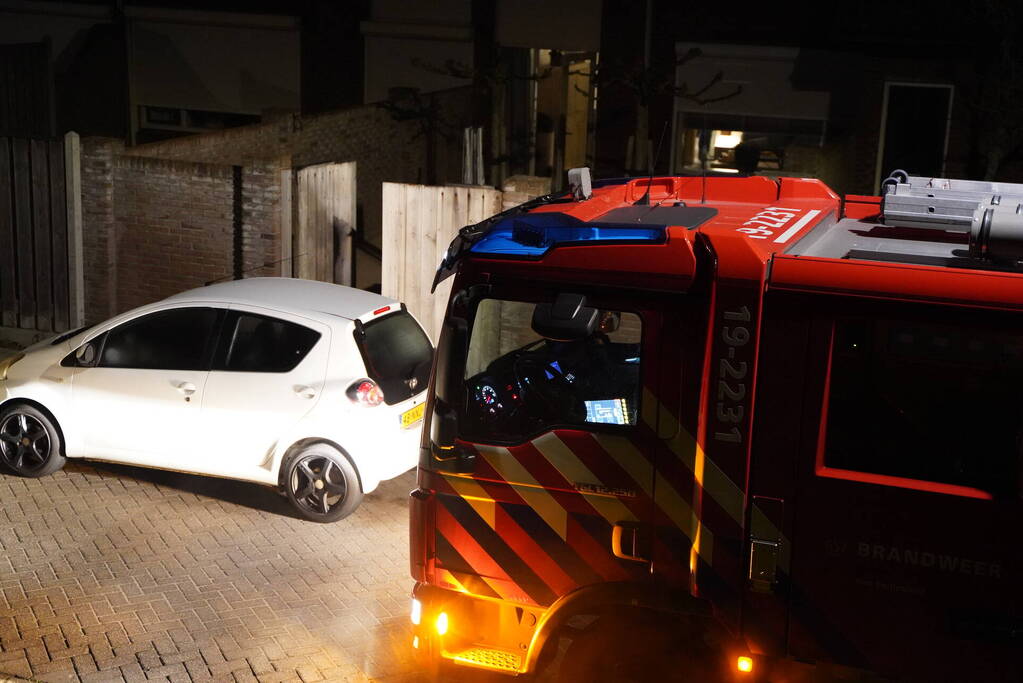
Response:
[[881, 171, 1023, 264]]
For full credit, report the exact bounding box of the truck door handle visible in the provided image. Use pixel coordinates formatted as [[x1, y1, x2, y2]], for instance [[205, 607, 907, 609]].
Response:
[[174, 381, 196, 396], [749, 496, 784, 593], [612, 522, 649, 563], [749, 538, 780, 592]]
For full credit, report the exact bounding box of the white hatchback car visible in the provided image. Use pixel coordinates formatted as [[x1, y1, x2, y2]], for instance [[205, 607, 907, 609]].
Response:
[[0, 278, 433, 522]]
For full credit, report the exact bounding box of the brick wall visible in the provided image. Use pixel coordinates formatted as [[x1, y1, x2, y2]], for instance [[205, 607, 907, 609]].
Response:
[[126, 88, 473, 264], [81, 140, 280, 320], [79, 87, 474, 318], [81, 138, 118, 323], [237, 163, 281, 282]]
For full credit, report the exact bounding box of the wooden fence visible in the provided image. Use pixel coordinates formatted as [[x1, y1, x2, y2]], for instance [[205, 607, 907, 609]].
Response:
[[381, 183, 502, 341], [292, 161, 356, 285], [0, 132, 82, 333]]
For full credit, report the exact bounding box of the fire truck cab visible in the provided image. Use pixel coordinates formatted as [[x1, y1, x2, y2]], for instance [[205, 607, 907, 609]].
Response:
[[409, 169, 1021, 682]]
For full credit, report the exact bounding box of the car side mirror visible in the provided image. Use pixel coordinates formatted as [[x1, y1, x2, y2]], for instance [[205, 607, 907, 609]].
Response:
[[74, 341, 98, 367]]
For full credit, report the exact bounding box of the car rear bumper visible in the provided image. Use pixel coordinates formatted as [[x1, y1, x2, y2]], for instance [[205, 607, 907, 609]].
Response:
[[375, 408, 424, 481]]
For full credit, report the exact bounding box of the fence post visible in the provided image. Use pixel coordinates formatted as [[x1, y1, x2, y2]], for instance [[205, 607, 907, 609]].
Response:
[[280, 166, 293, 277], [64, 131, 84, 328], [335, 161, 356, 287]]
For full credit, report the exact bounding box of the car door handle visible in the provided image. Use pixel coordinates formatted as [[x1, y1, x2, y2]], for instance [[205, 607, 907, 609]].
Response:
[[174, 381, 196, 396], [294, 385, 317, 399]]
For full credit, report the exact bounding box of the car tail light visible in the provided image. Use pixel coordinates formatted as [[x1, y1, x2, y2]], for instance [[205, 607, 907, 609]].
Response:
[[347, 379, 384, 406]]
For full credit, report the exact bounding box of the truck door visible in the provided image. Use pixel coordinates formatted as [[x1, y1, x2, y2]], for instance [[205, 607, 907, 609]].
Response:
[[788, 296, 1021, 681], [431, 285, 663, 607]]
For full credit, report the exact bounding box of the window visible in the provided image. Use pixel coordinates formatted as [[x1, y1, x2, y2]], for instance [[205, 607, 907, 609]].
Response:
[[461, 298, 643, 441], [822, 317, 1023, 499], [100, 308, 219, 371], [354, 311, 433, 405], [213, 311, 321, 373], [465, 300, 543, 378]]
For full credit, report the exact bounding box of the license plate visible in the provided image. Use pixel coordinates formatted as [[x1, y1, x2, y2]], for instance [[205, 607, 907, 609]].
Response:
[[401, 402, 425, 428]]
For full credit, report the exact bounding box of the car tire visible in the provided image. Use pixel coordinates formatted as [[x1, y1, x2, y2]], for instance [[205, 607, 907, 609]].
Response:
[[282, 443, 363, 523], [0, 403, 66, 478]]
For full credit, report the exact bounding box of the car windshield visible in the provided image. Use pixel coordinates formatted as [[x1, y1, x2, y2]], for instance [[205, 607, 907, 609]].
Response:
[[460, 298, 642, 442], [49, 325, 89, 346]]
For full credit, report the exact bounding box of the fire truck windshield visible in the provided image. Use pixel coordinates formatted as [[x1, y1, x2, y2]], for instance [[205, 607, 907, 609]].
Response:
[[458, 298, 642, 442]]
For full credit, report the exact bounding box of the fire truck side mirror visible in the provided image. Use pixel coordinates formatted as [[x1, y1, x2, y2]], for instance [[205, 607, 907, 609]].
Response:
[[432, 315, 467, 455], [431, 401, 458, 449], [435, 316, 468, 404], [430, 403, 477, 473], [532, 292, 598, 341]]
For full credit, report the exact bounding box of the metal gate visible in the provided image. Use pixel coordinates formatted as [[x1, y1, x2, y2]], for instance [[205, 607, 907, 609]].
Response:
[[0, 133, 81, 333]]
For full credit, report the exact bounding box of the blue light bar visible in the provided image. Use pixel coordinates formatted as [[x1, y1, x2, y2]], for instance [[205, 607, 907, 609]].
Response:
[[469, 212, 666, 258]]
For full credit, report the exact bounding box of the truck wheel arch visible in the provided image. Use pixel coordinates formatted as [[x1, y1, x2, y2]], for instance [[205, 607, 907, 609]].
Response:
[[522, 580, 719, 673]]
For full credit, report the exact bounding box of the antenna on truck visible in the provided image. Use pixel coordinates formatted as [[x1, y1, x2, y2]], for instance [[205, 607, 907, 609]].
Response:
[[634, 121, 670, 206], [699, 128, 710, 204]]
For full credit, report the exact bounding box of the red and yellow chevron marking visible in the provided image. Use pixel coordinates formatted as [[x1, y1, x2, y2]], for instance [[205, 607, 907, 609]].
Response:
[[591, 430, 715, 567], [431, 414, 732, 608], [471, 442, 569, 538], [435, 502, 531, 602], [435, 444, 638, 606], [429, 359, 781, 612]]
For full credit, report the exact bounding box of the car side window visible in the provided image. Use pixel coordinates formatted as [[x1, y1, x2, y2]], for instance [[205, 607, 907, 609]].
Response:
[[99, 308, 220, 371], [213, 311, 321, 373], [823, 316, 1023, 499]]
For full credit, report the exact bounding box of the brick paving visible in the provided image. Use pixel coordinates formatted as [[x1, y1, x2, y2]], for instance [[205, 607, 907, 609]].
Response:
[[0, 460, 436, 683]]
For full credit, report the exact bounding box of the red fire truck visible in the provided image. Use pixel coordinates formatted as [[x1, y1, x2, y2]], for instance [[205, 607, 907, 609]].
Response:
[[408, 169, 1021, 682]]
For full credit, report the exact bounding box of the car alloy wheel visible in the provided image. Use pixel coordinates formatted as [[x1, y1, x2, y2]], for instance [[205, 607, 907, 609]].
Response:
[[291, 454, 346, 512], [284, 445, 363, 522], [0, 405, 66, 477]]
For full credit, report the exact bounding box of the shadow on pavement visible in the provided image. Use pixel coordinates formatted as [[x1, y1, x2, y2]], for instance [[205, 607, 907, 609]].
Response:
[[64, 459, 307, 520]]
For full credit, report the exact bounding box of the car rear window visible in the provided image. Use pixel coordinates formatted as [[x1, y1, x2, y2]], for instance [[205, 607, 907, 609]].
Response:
[[354, 311, 433, 405]]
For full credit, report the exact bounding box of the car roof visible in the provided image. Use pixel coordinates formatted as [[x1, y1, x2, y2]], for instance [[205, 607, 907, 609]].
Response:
[[164, 277, 399, 321]]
